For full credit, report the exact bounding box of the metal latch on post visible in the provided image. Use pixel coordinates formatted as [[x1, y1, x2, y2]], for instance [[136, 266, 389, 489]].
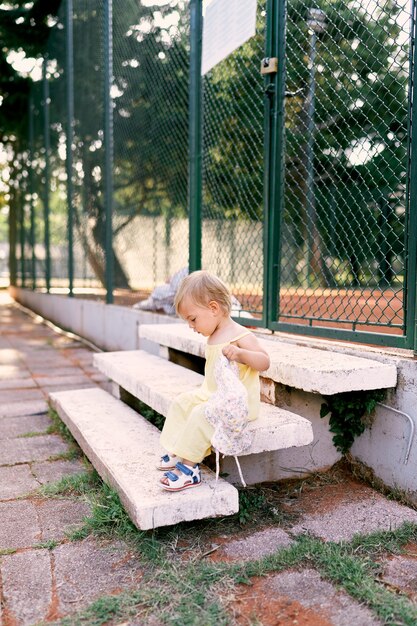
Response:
[[260, 57, 278, 75]]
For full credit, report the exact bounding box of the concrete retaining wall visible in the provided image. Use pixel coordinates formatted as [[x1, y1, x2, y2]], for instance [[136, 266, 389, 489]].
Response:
[[9, 287, 180, 354]]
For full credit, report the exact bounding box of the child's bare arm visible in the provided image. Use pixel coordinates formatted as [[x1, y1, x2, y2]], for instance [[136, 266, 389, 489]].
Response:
[[222, 334, 270, 372]]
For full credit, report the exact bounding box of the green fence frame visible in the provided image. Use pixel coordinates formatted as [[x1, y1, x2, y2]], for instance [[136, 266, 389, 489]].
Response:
[[265, 0, 417, 350]]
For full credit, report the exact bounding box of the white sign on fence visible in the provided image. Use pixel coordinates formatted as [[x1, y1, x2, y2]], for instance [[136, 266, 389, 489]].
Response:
[[202, 0, 257, 75]]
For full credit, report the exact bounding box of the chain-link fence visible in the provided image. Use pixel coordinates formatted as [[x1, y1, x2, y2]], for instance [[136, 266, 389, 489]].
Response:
[[14, 0, 417, 348], [277, 0, 410, 339], [202, 1, 266, 316], [112, 0, 190, 293]]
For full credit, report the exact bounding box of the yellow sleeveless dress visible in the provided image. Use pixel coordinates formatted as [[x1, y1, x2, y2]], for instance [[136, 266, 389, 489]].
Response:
[[160, 331, 260, 463]]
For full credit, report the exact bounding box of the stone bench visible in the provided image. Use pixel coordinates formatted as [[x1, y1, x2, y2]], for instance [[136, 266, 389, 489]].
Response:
[[93, 350, 314, 456], [50, 387, 239, 530], [50, 347, 313, 530], [138, 323, 397, 395]]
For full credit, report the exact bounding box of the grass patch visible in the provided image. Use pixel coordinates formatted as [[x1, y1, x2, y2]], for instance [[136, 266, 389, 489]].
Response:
[[68, 481, 171, 565], [69, 482, 138, 540], [31, 448, 417, 625], [346, 522, 417, 559], [48, 449, 82, 462], [0, 548, 17, 556], [47, 513, 417, 626], [237, 527, 417, 625], [39, 470, 100, 497], [56, 588, 168, 626], [17, 430, 47, 438], [47, 407, 76, 442], [313, 539, 417, 624], [54, 562, 234, 626], [237, 486, 278, 526], [60, 593, 131, 626], [34, 540, 59, 550], [46, 407, 84, 460]]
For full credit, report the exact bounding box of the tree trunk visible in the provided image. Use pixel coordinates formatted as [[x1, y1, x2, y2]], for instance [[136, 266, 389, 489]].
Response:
[[77, 146, 131, 290]]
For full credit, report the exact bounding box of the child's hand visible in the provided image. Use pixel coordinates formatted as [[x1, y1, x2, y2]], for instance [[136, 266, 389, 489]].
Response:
[[222, 344, 242, 362]]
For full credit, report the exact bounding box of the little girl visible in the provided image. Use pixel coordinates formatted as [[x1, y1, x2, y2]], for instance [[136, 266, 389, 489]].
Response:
[[159, 270, 270, 491]]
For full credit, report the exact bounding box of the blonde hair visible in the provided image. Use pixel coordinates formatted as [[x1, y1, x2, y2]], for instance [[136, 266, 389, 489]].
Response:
[[174, 270, 232, 315]]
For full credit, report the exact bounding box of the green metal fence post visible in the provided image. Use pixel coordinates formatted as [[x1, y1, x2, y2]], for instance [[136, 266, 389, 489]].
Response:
[[264, 0, 286, 325], [408, 0, 417, 352], [66, 0, 74, 297], [188, 0, 203, 272], [43, 56, 51, 292], [104, 0, 114, 304], [28, 93, 36, 289], [19, 171, 26, 288], [8, 176, 18, 287]]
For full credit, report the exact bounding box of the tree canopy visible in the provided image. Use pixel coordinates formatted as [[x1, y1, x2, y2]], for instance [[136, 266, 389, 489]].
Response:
[[0, 0, 61, 143], [1, 0, 411, 291]]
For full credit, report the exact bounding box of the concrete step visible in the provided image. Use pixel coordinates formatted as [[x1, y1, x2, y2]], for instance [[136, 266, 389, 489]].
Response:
[[138, 323, 397, 395], [49, 387, 239, 530], [93, 350, 314, 454]]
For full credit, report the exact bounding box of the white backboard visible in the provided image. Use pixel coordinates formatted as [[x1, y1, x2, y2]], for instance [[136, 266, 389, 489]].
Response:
[[202, 0, 257, 75]]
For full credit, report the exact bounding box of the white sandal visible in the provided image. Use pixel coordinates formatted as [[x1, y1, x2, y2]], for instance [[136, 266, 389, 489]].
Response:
[[157, 453, 181, 471], [160, 462, 201, 492]]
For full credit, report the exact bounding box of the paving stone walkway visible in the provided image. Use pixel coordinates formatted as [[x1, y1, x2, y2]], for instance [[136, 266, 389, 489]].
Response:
[[2, 291, 417, 625], [0, 294, 144, 625]]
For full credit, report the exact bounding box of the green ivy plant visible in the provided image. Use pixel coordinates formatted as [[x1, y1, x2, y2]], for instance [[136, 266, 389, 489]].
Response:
[[136, 400, 166, 430], [320, 389, 386, 454]]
